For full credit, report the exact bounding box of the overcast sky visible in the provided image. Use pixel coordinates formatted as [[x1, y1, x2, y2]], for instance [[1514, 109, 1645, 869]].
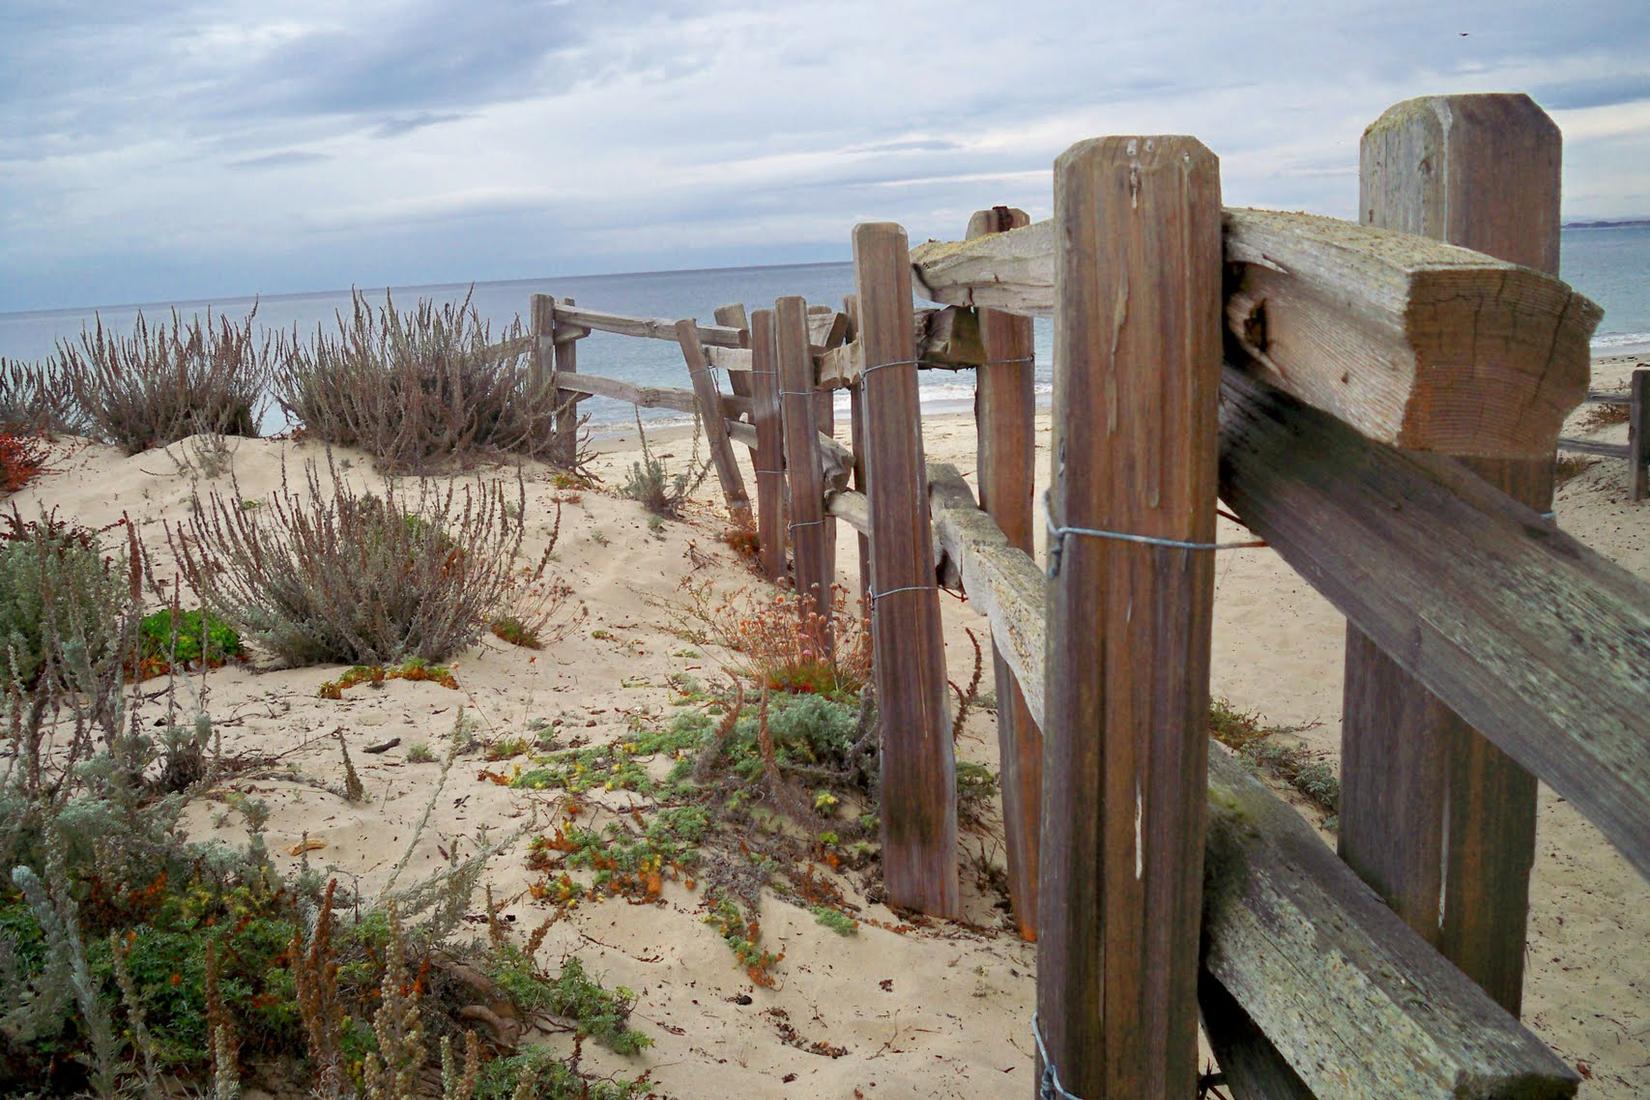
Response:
[[2, 0, 1647, 313]]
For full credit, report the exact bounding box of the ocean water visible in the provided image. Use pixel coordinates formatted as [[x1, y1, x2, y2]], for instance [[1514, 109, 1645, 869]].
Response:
[[0, 226, 1643, 428]]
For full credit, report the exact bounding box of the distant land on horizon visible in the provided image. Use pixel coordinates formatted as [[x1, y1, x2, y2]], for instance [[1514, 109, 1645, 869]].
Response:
[[1562, 217, 1650, 229]]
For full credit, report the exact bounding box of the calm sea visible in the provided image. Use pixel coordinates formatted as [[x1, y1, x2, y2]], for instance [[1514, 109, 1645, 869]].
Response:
[[1, 226, 1645, 428]]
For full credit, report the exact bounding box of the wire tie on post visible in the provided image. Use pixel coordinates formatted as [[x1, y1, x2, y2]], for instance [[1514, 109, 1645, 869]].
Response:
[[1044, 492, 1266, 576], [868, 583, 936, 604], [1031, 1012, 1087, 1100]]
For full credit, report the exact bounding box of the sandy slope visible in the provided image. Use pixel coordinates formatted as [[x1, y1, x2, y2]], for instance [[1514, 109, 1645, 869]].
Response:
[[17, 350, 1649, 1097]]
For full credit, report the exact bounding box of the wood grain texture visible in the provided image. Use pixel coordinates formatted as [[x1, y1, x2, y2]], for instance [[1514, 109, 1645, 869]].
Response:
[[816, 306, 987, 388], [557, 302, 745, 347], [1631, 368, 1650, 501], [844, 295, 872, 611], [676, 320, 751, 526], [553, 373, 747, 420], [749, 308, 787, 581], [776, 297, 832, 630], [910, 208, 1599, 457], [852, 223, 959, 919], [713, 305, 752, 403], [967, 206, 1042, 943], [1038, 136, 1222, 1098], [1344, 93, 1559, 1017], [1219, 365, 1650, 885], [923, 463, 1575, 1098]]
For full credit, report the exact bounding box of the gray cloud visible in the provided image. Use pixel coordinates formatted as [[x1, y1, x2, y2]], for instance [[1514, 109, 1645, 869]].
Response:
[[1, 0, 1647, 312]]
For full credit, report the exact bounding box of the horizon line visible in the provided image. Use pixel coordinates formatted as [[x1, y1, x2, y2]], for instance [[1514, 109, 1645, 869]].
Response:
[[0, 255, 856, 323]]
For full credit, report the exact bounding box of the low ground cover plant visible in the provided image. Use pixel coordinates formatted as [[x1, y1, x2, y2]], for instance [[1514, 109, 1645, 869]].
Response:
[[276, 289, 587, 474], [57, 308, 270, 454], [175, 459, 553, 666]]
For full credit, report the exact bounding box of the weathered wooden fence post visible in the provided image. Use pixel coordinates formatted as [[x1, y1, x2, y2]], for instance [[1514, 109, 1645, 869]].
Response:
[[967, 205, 1042, 943], [676, 319, 752, 527], [553, 298, 582, 467], [853, 224, 959, 918], [531, 293, 581, 465], [1631, 367, 1650, 502], [775, 297, 832, 630], [1038, 137, 1222, 1096], [748, 308, 787, 581], [1343, 93, 1558, 1014], [713, 304, 753, 403], [843, 294, 873, 613]]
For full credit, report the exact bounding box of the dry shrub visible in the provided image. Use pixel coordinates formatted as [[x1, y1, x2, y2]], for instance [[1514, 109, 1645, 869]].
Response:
[[620, 413, 708, 519], [676, 580, 870, 698], [1555, 454, 1596, 486], [276, 289, 586, 474], [58, 308, 270, 454], [0, 358, 83, 436], [174, 458, 551, 666], [1579, 400, 1631, 431]]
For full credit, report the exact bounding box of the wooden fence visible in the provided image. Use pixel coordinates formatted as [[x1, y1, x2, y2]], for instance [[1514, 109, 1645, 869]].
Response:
[[512, 93, 1647, 1099]]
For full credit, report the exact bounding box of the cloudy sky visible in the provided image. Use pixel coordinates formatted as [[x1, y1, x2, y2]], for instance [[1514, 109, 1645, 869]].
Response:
[[2, 0, 1647, 313]]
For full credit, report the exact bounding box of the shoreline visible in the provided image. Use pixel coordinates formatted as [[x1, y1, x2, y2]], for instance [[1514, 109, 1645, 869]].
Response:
[[590, 348, 1650, 449]]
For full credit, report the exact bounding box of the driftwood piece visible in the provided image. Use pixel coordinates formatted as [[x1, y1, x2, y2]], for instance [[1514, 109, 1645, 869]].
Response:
[[1219, 365, 1650, 884], [923, 465, 1578, 1099], [910, 209, 1600, 457]]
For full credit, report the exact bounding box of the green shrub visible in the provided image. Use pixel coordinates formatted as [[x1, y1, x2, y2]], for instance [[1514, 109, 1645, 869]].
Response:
[[0, 513, 132, 689], [619, 413, 707, 519], [137, 608, 244, 669]]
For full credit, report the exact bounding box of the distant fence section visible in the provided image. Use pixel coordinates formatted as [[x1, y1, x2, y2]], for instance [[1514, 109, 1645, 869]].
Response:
[[504, 93, 1648, 1100]]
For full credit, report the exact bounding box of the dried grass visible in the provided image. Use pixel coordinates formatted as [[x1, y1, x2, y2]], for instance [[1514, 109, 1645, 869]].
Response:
[[0, 358, 83, 436], [275, 289, 588, 474], [58, 308, 270, 454], [173, 457, 551, 666]]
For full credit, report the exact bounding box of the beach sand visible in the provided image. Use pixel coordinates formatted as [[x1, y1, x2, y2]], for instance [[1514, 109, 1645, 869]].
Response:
[[19, 351, 1649, 1097]]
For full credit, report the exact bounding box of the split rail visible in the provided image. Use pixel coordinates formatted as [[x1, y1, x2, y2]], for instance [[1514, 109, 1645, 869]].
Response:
[[512, 93, 1647, 1099]]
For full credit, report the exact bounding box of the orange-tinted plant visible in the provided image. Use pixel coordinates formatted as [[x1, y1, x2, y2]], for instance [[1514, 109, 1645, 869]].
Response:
[[0, 432, 48, 492], [676, 579, 870, 698]]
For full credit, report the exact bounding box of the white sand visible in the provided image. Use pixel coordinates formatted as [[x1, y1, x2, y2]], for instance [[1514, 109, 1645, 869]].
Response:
[[17, 350, 1649, 1097]]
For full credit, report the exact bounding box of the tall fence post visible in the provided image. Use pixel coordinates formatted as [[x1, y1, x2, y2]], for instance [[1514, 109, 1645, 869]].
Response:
[[775, 297, 832, 630], [843, 294, 872, 615], [1038, 137, 1222, 1096], [968, 205, 1042, 943], [749, 308, 787, 581], [675, 319, 752, 527], [552, 298, 581, 467], [852, 223, 959, 919], [1344, 93, 1558, 1014], [1631, 368, 1650, 502]]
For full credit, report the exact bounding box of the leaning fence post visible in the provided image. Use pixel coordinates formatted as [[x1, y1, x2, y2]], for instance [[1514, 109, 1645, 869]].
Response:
[[967, 205, 1043, 943], [1344, 93, 1558, 1015], [1038, 137, 1222, 1097], [853, 223, 959, 919], [676, 319, 752, 528], [775, 297, 832, 631], [1631, 368, 1649, 502], [748, 308, 787, 581]]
